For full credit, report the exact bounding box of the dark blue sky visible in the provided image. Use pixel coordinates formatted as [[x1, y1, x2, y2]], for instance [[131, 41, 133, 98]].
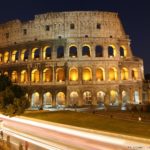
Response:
[[0, 0, 150, 73]]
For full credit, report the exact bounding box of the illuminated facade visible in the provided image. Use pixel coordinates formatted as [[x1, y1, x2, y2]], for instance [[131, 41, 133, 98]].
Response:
[[0, 11, 144, 109]]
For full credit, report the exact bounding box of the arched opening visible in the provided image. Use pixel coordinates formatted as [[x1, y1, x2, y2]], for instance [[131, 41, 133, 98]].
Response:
[[83, 91, 92, 105], [109, 67, 118, 81], [56, 68, 65, 82], [43, 46, 51, 59], [82, 45, 91, 57], [122, 90, 129, 104], [21, 70, 28, 83], [110, 90, 118, 106], [95, 45, 103, 57], [56, 92, 65, 106], [57, 46, 64, 58], [96, 68, 105, 81], [4, 71, 8, 76], [12, 50, 19, 62], [21, 49, 29, 61], [43, 92, 52, 107], [97, 91, 105, 106], [11, 71, 18, 83], [121, 68, 129, 80], [82, 67, 92, 81], [120, 46, 127, 58], [32, 48, 40, 60], [108, 45, 116, 57], [132, 68, 138, 80], [0, 53, 2, 63], [69, 46, 77, 58], [43, 68, 52, 82], [4, 52, 9, 63], [133, 90, 139, 104], [69, 67, 78, 81], [31, 92, 40, 108], [31, 69, 40, 82], [25, 93, 28, 99], [70, 91, 78, 106]]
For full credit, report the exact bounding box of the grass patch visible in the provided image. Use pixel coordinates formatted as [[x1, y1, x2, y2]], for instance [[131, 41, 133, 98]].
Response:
[[23, 111, 150, 139]]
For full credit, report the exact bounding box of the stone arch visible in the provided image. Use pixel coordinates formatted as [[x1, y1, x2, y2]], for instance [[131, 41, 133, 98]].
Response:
[[69, 67, 78, 81], [120, 46, 127, 58], [83, 91, 92, 105], [21, 49, 29, 61], [43, 92, 52, 106], [131, 68, 138, 80], [21, 70, 28, 83], [11, 71, 18, 83], [121, 67, 129, 80], [97, 91, 105, 106], [110, 90, 119, 106], [43, 46, 51, 59], [56, 68, 65, 82], [57, 46, 64, 58], [31, 92, 40, 108], [12, 50, 19, 62], [31, 69, 40, 82], [32, 48, 40, 60], [82, 45, 91, 57], [96, 67, 105, 81], [70, 91, 79, 106], [122, 90, 129, 104], [82, 67, 92, 81], [56, 92, 65, 106], [43, 68, 52, 82], [109, 67, 118, 81], [95, 45, 103, 57], [4, 71, 8, 76], [69, 45, 77, 58], [4, 51, 9, 63], [108, 45, 116, 57]]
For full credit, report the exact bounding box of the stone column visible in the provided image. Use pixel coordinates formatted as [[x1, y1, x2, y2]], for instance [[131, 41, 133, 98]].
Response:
[[28, 48, 32, 61], [92, 65, 96, 84], [130, 87, 133, 103], [78, 67, 82, 85], [103, 45, 108, 58], [40, 47, 43, 60], [139, 87, 142, 103], [40, 69, 43, 84], [53, 64, 55, 84]]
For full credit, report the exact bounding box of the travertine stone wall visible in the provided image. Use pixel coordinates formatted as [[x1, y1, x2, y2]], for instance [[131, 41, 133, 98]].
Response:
[[0, 11, 126, 47], [0, 11, 145, 109]]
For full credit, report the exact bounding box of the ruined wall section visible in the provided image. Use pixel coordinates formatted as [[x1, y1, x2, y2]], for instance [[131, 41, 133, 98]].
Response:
[[0, 11, 127, 48]]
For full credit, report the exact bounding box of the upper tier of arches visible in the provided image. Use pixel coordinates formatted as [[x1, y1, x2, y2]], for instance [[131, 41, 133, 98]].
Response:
[[0, 44, 130, 64]]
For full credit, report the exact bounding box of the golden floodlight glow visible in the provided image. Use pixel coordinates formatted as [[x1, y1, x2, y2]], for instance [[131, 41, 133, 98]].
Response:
[[69, 68, 78, 81], [83, 68, 92, 81]]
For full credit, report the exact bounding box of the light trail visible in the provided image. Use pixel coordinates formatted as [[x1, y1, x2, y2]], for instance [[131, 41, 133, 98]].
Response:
[[3, 127, 64, 150], [0, 114, 126, 146], [0, 114, 148, 148]]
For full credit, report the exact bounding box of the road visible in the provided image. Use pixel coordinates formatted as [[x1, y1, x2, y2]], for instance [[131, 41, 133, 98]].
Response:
[[0, 114, 149, 150]]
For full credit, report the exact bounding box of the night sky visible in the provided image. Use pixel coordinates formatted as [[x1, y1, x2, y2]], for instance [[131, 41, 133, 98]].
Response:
[[0, 0, 149, 74]]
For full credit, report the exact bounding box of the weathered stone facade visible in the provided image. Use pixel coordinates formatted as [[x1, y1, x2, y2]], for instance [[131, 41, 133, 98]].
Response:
[[0, 11, 144, 109]]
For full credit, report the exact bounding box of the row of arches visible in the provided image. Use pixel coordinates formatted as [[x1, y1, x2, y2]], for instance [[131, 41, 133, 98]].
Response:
[[30, 90, 140, 108], [0, 45, 128, 63], [5, 67, 139, 83]]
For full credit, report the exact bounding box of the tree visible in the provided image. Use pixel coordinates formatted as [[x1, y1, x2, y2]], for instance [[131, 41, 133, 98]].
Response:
[[0, 75, 30, 116], [0, 75, 12, 92]]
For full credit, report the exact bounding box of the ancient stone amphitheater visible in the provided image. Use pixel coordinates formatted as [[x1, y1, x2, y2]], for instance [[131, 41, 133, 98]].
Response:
[[0, 11, 144, 110]]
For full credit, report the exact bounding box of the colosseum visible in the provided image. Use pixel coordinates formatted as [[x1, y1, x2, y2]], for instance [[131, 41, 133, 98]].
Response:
[[0, 11, 144, 110]]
